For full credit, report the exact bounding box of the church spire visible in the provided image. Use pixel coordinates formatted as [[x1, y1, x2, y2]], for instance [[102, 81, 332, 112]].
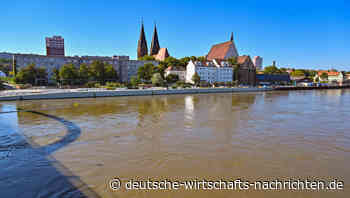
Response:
[[137, 21, 148, 59], [150, 23, 160, 56], [230, 32, 234, 42]]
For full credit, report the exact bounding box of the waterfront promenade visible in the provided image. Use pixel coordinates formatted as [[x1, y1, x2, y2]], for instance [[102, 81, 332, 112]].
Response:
[[1, 85, 350, 101], [0, 87, 271, 101]]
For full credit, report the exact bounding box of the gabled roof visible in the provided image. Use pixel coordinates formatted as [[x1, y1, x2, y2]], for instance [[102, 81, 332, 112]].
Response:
[[236, 55, 250, 64], [153, 48, 169, 61], [207, 40, 238, 61], [317, 71, 340, 76]]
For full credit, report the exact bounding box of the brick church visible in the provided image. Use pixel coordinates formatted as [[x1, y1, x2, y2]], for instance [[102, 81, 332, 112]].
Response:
[[206, 33, 256, 86]]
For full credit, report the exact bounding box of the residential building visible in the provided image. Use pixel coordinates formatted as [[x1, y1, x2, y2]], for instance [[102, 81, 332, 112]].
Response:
[[164, 66, 186, 81], [0, 52, 157, 82], [46, 36, 65, 56], [253, 56, 263, 70], [206, 33, 239, 61], [185, 60, 233, 84], [346, 74, 350, 80], [315, 71, 345, 84]]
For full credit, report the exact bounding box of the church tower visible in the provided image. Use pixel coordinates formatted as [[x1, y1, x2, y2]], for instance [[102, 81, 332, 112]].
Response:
[[150, 24, 160, 56], [137, 22, 148, 59]]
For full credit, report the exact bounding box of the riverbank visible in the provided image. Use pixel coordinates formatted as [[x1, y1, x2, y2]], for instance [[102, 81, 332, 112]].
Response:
[[1, 85, 350, 101], [0, 87, 272, 101]]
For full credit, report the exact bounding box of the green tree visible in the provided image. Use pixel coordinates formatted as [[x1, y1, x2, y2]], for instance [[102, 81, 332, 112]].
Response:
[[320, 72, 328, 80], [52, 68, 60, 82], [179, 57, 191, 66], [15, 64, 38, 84], [196, 56, 206, 62], [291, 70, 305, 77], [0, 59, 11, 75], [263, 65, 282, 74], [89, 61, 106, 84], [79, 63, 90, 83], [105, 64, 118, 82], [164, 57, 183, 68], [228, 57, 240, 81], [137, 63, 155, 82], [59, 64, 79, 85], [156, 62, 167, 78], [192, 73, 200, 86], [0, 80, 4, 90], [130, 76, 141, 87], [165, 73, 179, 84], [151, 73, 164, 86], [139, 55, 155, 61], [179, 56, 206, 66], [315, 77, 320, 82]]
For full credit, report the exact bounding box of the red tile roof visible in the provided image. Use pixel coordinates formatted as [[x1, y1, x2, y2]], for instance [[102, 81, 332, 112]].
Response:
[[318, 71, 340, 76], [236, 55, 250, 65], [153, 48, 170, 61], [207, 41, 234, 60]]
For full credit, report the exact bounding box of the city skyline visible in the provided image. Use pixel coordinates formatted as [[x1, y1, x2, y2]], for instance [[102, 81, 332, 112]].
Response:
[[1, 0, 349, 70]]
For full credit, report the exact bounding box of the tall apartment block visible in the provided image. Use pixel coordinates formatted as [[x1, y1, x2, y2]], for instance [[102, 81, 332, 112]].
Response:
[[253, 56, 263, 70], [46, 36, 65, 56]]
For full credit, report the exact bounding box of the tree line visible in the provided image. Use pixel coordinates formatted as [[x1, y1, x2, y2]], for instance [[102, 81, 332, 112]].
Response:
[[10, 60, 118, 86]]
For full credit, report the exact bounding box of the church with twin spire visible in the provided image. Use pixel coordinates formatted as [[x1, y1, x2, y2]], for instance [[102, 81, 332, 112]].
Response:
[[137, 22, 169, 61]]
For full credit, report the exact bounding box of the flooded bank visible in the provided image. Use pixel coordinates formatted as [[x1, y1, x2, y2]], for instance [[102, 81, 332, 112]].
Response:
[[1, 89, 349, 197]]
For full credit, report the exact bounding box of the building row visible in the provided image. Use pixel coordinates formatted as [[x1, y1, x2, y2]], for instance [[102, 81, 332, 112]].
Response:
[[0, 52, 157, 82], [1, 24, 262, 85]]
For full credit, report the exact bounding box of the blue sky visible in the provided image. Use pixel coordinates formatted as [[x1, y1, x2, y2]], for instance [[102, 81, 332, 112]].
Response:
[[1, 0, 349, 70]]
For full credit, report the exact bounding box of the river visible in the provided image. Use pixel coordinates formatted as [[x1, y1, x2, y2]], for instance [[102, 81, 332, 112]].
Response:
[[0, 89, 349, 197]]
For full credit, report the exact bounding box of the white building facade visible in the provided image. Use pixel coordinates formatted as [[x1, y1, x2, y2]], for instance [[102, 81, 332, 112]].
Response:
[[165, 66, 186, 81], [185, 60, 233, 84]]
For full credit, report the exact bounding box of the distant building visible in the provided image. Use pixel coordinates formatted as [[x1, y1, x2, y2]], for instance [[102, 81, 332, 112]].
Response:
[[252, 56, 263, 70], [290, 75, 306, 81], [0, 52, 157, 82], [137, 23, 148, 58], [256, 74, 291, 85], [315, 71, 345, 84], [46, 36, 65, 56], [150, 25, 160, 56], [236, 55, 257, 86], [165, 66, 186, 81], [186, 60, 233, 84], [346, 74, 350, 80], [206, 33, 239, 61]]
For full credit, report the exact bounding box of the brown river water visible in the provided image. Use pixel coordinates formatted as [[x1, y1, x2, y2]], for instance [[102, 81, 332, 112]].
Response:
[[0, 89, 349, 198]]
